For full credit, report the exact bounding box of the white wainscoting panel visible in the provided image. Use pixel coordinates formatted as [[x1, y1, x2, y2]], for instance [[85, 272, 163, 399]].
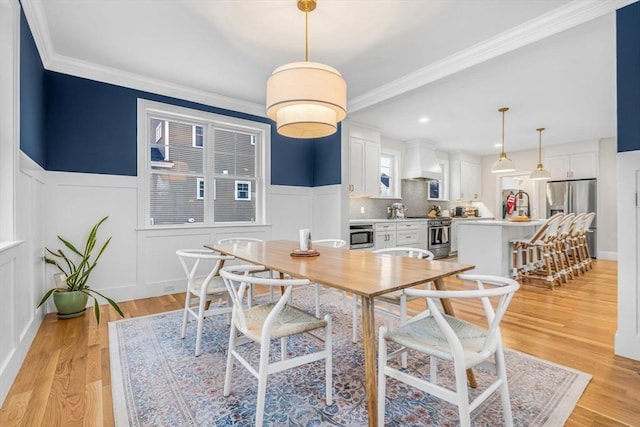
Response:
[[269, 185, 314, 241], [0, 246, 17, 380], [0, 153, 46, 406], [312, 185, 346, 241], [44, 171, 139, 306], [615, 150, 640, 361], [135, 225, 271, 301]]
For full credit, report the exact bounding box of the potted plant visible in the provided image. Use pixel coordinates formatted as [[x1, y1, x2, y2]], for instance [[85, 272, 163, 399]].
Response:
[[38, 216, 124, 324]]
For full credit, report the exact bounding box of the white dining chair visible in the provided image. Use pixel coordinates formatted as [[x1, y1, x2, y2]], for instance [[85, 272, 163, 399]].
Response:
[[176, 249, 235, 356], [352, 247, 434, 366], [217, 237, 273, 304], [220, 264, 333, 427], [378, 274, 520, 427]]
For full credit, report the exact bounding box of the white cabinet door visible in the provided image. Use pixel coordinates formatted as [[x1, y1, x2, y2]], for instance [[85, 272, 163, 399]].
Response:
[[364, 141, 381, 196], [374, 222, 396, 250], [349, 138, 365, 195], [451, 159, 481, 201], [546, 152, 598, 180], [570, 152, 598, 179], [349, 137, 381, 197], [375, 231, 396, 249], [460, 161, 481, 201], [395, 222, 420, 247]]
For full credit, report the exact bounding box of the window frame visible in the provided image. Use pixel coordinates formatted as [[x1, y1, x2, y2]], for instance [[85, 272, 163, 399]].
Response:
[[378, 148, 401, 199], [137, 99, 271, 229]]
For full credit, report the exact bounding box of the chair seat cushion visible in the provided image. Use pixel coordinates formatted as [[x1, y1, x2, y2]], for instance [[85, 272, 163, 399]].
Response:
[[242, 303, 327, 342], [385, 314, 493, 367], [191, 276, 227, 296]]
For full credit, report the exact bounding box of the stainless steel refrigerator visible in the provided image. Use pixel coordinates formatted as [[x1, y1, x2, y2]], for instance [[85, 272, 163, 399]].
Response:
[[546, 178, 597, 258]]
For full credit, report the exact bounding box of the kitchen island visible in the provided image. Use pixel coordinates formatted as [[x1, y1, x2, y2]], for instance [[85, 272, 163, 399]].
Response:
[[457, 220, 542, 277]]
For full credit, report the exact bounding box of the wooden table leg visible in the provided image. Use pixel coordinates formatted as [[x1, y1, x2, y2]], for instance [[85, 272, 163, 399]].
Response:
[[361, 295, 378, 427], [433, 278, 478, 388]]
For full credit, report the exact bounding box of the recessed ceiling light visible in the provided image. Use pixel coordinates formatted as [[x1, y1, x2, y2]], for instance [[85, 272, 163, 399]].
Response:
[[494, 143, 502, 148], [419, 117, 429, 123]]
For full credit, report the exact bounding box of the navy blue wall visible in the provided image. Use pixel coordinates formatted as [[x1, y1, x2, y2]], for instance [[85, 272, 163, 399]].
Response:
[[313, 133, 342, 185], [617, 2, 640, 153], [19, 9, 46, 167], [19, 11, 342, 185], [44, 72, 343, 185]]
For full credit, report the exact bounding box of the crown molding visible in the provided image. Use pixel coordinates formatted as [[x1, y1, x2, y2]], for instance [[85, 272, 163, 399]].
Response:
[[19, 0, 266, 118], [20, 0, 637, 118], [349, 0, 637, 113], [45, 53, 266, 117]]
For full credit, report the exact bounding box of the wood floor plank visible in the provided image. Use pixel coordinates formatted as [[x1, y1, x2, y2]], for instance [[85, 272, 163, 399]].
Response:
[[0, 259, 638, 426]]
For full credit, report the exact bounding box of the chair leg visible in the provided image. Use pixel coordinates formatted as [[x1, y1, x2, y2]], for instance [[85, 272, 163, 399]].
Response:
[[400, 295, 408, 368], [314, 284, 321, 318], [255, 340, 271, 427], [281, 337, 287, 361], [341, 291, 348, 314], [223, 325, 238, 397], [181, 292, 191, 339], [494, 345, 514, 427], [194, 296, 208, 357], [352, 294, 358, 343], [324, 315, 333, 405], [377, 326, 388, 425], [454, 361, 472, 427]]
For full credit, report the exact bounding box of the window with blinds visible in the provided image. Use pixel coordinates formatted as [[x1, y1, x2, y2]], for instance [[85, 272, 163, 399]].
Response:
[[142, 102, 264, 226]]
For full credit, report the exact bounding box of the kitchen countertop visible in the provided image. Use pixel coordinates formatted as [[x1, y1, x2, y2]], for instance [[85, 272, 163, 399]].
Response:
[[457, 219, 543, 226], [350, 217, 493, 224]]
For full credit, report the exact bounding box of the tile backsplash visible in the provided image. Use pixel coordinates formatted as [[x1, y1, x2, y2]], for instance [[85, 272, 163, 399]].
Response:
[[349, 180, 489, 219]]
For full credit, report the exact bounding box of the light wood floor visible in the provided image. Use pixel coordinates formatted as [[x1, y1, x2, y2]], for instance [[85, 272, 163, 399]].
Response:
[[1, 259, 638, 426]]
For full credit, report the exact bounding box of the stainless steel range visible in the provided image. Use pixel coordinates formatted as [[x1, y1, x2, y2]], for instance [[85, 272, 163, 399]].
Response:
[[427, 218, 451, 259]]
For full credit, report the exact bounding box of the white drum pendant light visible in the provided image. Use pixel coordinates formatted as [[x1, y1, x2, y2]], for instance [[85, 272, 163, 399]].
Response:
[[491, 107, 516, 173], [266, 0, 347, 139], [529, 127, 551, 180]]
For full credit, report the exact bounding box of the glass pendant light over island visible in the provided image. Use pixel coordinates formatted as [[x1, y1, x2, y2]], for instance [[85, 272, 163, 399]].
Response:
[[491, 107, 516, 173], [529, 127, 552, 180], [266, 0, 347, 139]]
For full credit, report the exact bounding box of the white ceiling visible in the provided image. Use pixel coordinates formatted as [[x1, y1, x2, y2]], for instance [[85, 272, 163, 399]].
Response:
[[23, 0, 634, 156]]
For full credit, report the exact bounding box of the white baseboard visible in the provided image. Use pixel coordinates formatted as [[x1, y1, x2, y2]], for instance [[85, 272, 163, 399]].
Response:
[[596, 251, 617, 260]]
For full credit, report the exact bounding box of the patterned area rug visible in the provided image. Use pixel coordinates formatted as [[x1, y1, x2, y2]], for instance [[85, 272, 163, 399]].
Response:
[[109, 294, 591, 426]]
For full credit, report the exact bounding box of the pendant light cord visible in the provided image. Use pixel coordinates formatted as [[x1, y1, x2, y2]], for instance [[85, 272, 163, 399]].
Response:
[[305, 10, 309, 61], [536, 127, 545, 165], [501, 110, 505, 156]]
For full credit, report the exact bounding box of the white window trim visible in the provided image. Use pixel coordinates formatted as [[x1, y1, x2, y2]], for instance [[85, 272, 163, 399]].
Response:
[[196, 177, 205, 200], [136, 99, 271, 229], [376, 148, 401, 199], [192, 125, 203, 148], [235, 180, 251, 201]]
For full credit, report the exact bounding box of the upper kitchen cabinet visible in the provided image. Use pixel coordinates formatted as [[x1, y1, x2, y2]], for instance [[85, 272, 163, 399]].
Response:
[[348, 124, 382, 197], [545, 152, 598, 180], [544, 140, 599, 180], [449, 152, 482, 201]]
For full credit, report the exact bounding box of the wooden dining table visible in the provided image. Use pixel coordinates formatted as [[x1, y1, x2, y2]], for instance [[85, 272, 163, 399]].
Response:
[[207, 239, 475, 427]]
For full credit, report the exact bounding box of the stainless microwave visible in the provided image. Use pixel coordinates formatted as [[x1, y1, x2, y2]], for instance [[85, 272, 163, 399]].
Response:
[[349, 223, 374, 249]]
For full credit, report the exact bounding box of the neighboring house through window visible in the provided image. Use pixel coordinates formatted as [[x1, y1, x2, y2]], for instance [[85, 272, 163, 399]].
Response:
[[137, 99, 270, 227]]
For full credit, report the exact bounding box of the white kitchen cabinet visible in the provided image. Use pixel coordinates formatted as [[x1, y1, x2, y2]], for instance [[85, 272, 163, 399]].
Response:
[[349, 137, 381, 197], [545, 151, 598, 180], [395, 222, 420, 247], [450, 153, 482, 201], [374, 222, 396, 250]]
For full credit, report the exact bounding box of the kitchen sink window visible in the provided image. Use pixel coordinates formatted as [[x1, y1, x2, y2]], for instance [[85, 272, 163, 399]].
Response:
[[137, 99, 269, 227], [379, 149, 400, 198]]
